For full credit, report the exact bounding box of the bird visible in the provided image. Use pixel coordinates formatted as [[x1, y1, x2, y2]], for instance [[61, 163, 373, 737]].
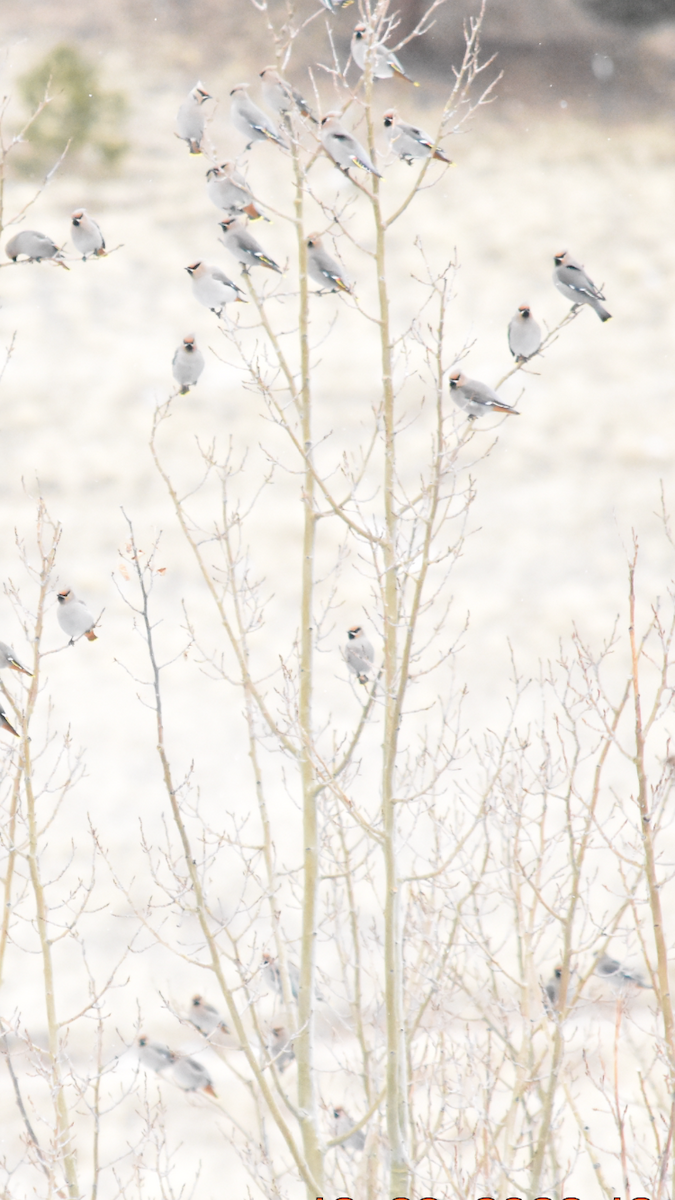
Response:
[[56, 588, 98, 643], [262, 952, 299, 1000], [345, 626, 374, 685], [320, 113, 381, 178], [70, 209, 105, 258], [259, 68, 317, 123], [0, 642, 32, 676], [268, 1026, 295, 1072], [306, 234, 352, 294], [5, 230, 60, 262], [318, 0, 354, 10], [0, 699, 19, 738], [543, 967, 563, 1010], [176, 82, 212, 154], [332, 1105, 366, 1151], [186, 261, 248, 316], [229, 84, 287, 150], [553, 250, 611, 322], [189, 995, 230, 1038], [137, 1035, 173, 1074], [507, 305, 542, 361], [383, 110, 452, 164], [206, 162, 262, 220], [351, 25, 416, 83], [448, 372, 520, 419], [594, 953, 650, 988], [169, 1053, 217, 1096], [218, 217, 283, 274], [172, 335, 205, 394]]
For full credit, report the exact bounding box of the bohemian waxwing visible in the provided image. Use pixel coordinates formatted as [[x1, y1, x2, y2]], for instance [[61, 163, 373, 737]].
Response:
[[5, 230, 59, 262], [189, 995, 230, 1037], [319, 0, 353, 10], [553, 250, 611, 322], [268, 1026, 295, 1072], [169, 1053, 217, 1096], [543, 967, 563, 1010], [351, 25, 416, 83], [448, 372, 520, 419], [0, 699, 19, 738], [137, 1035, 173, 1073], [507, 305, 542, 361], [594, 953, 649, 988], [70, 209, 105, 258], [56, 588, 98, 643], [186, 261, 247, 316], [345, 626, 374, 685], [259, 67, 317, 124], [262, 952, 300, 1000], [306, 234, 352, 294], [0, 641, 32, 676], [172, 335, 205, 394], [229, 84, 287, 150], [332, 1106, 366, 1151], [218, 217, 283, 274], [176, 82, 212, 154], [383, 110, 452, 164], [320, 113, 381, 178], [206, 162, 262, 220]]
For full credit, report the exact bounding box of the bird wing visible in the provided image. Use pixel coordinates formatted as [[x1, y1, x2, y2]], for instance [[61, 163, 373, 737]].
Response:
[[561, 263, 605, 301]]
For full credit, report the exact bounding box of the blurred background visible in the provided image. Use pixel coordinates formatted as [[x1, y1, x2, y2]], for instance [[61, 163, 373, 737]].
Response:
[[0, 0, 674, 1195]]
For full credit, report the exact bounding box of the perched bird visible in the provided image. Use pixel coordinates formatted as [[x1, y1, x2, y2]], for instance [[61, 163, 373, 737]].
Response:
[[5, 230, 59, 262], [351, 25, 416, 83], [345, 626, 374, 685], [218, 217, 283, 274], [263, 952, 299, 1000], [268, 1026, 295, 1073], [594, 953, 650, 988], [543, 967, 563, 1010], [332, 1105, 366, 1151], [508, 305, 542, 361], [56, 588, 98, 643], [259, 68, 317, 123], [230, 84, 287, 150], [0, 642, 32, 676], [137, 1035, 173, 1074], [0, 699, 19, 738], [170, 1053, 217, 1096], [70, 209, 105, 258], [206, 162, 262, 220], [307, 234, 352, 294], [186, 261, 247, 316], [172, 335, 205, 395], [553, 250, 611, 322], [189, 995, 230, 1038], [176, 82, 212, 154], [448, 372, 520, 419], [319, 0, 354, 10], [320, 113, 381, 178], [383, 109, 452, 164]]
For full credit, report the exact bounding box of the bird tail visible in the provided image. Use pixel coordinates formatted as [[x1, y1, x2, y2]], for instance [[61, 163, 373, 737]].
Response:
[[243, 202, 263, 221], [357, 673, 369, 685], [352, 156, 382, 178], [392, 63, 418, 85], [334, 276, 352, 293], [433, 148, 454, 164], [593, 300, 612, 322], [85, 630, 98, 642], [493, 404, 520, 416], [0, 714, 19, 737], [188, 139, 202, 155], [204, 1084, 218, 1097], [9, 660, 33, 677]]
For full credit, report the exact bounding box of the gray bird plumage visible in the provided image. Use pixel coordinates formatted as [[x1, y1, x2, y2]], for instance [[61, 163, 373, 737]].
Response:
[[448, 372, 519, 419], [345, 625, 374, 685], [553, 250, 611, 322], [170, 1053, 217, 1095], [176, 82, 212, 153], [508, 306, 542, 361], [71, 209, 105, 258], [172, 336, 205, 394], [206, 163, 262, 220], [594, 953, 650, 988], [186, 261, 248, 316], [218, 217, 283, 274], [56, 588, 97, 643], [268, 1026, 295, 1072], [320, 113, 381, 178], [259, 68, 317, 123], [189, 994, 230, 1037], [383, 109, 451, 164], [307, 234, 352, 293], [0, 641, 32, 676], [351, 25, 416, 82], [137, 1036, 173, 1074], [5, 230, 59, 261], [230, 85, 287, 149], [332, 1106, 366, 1151]]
